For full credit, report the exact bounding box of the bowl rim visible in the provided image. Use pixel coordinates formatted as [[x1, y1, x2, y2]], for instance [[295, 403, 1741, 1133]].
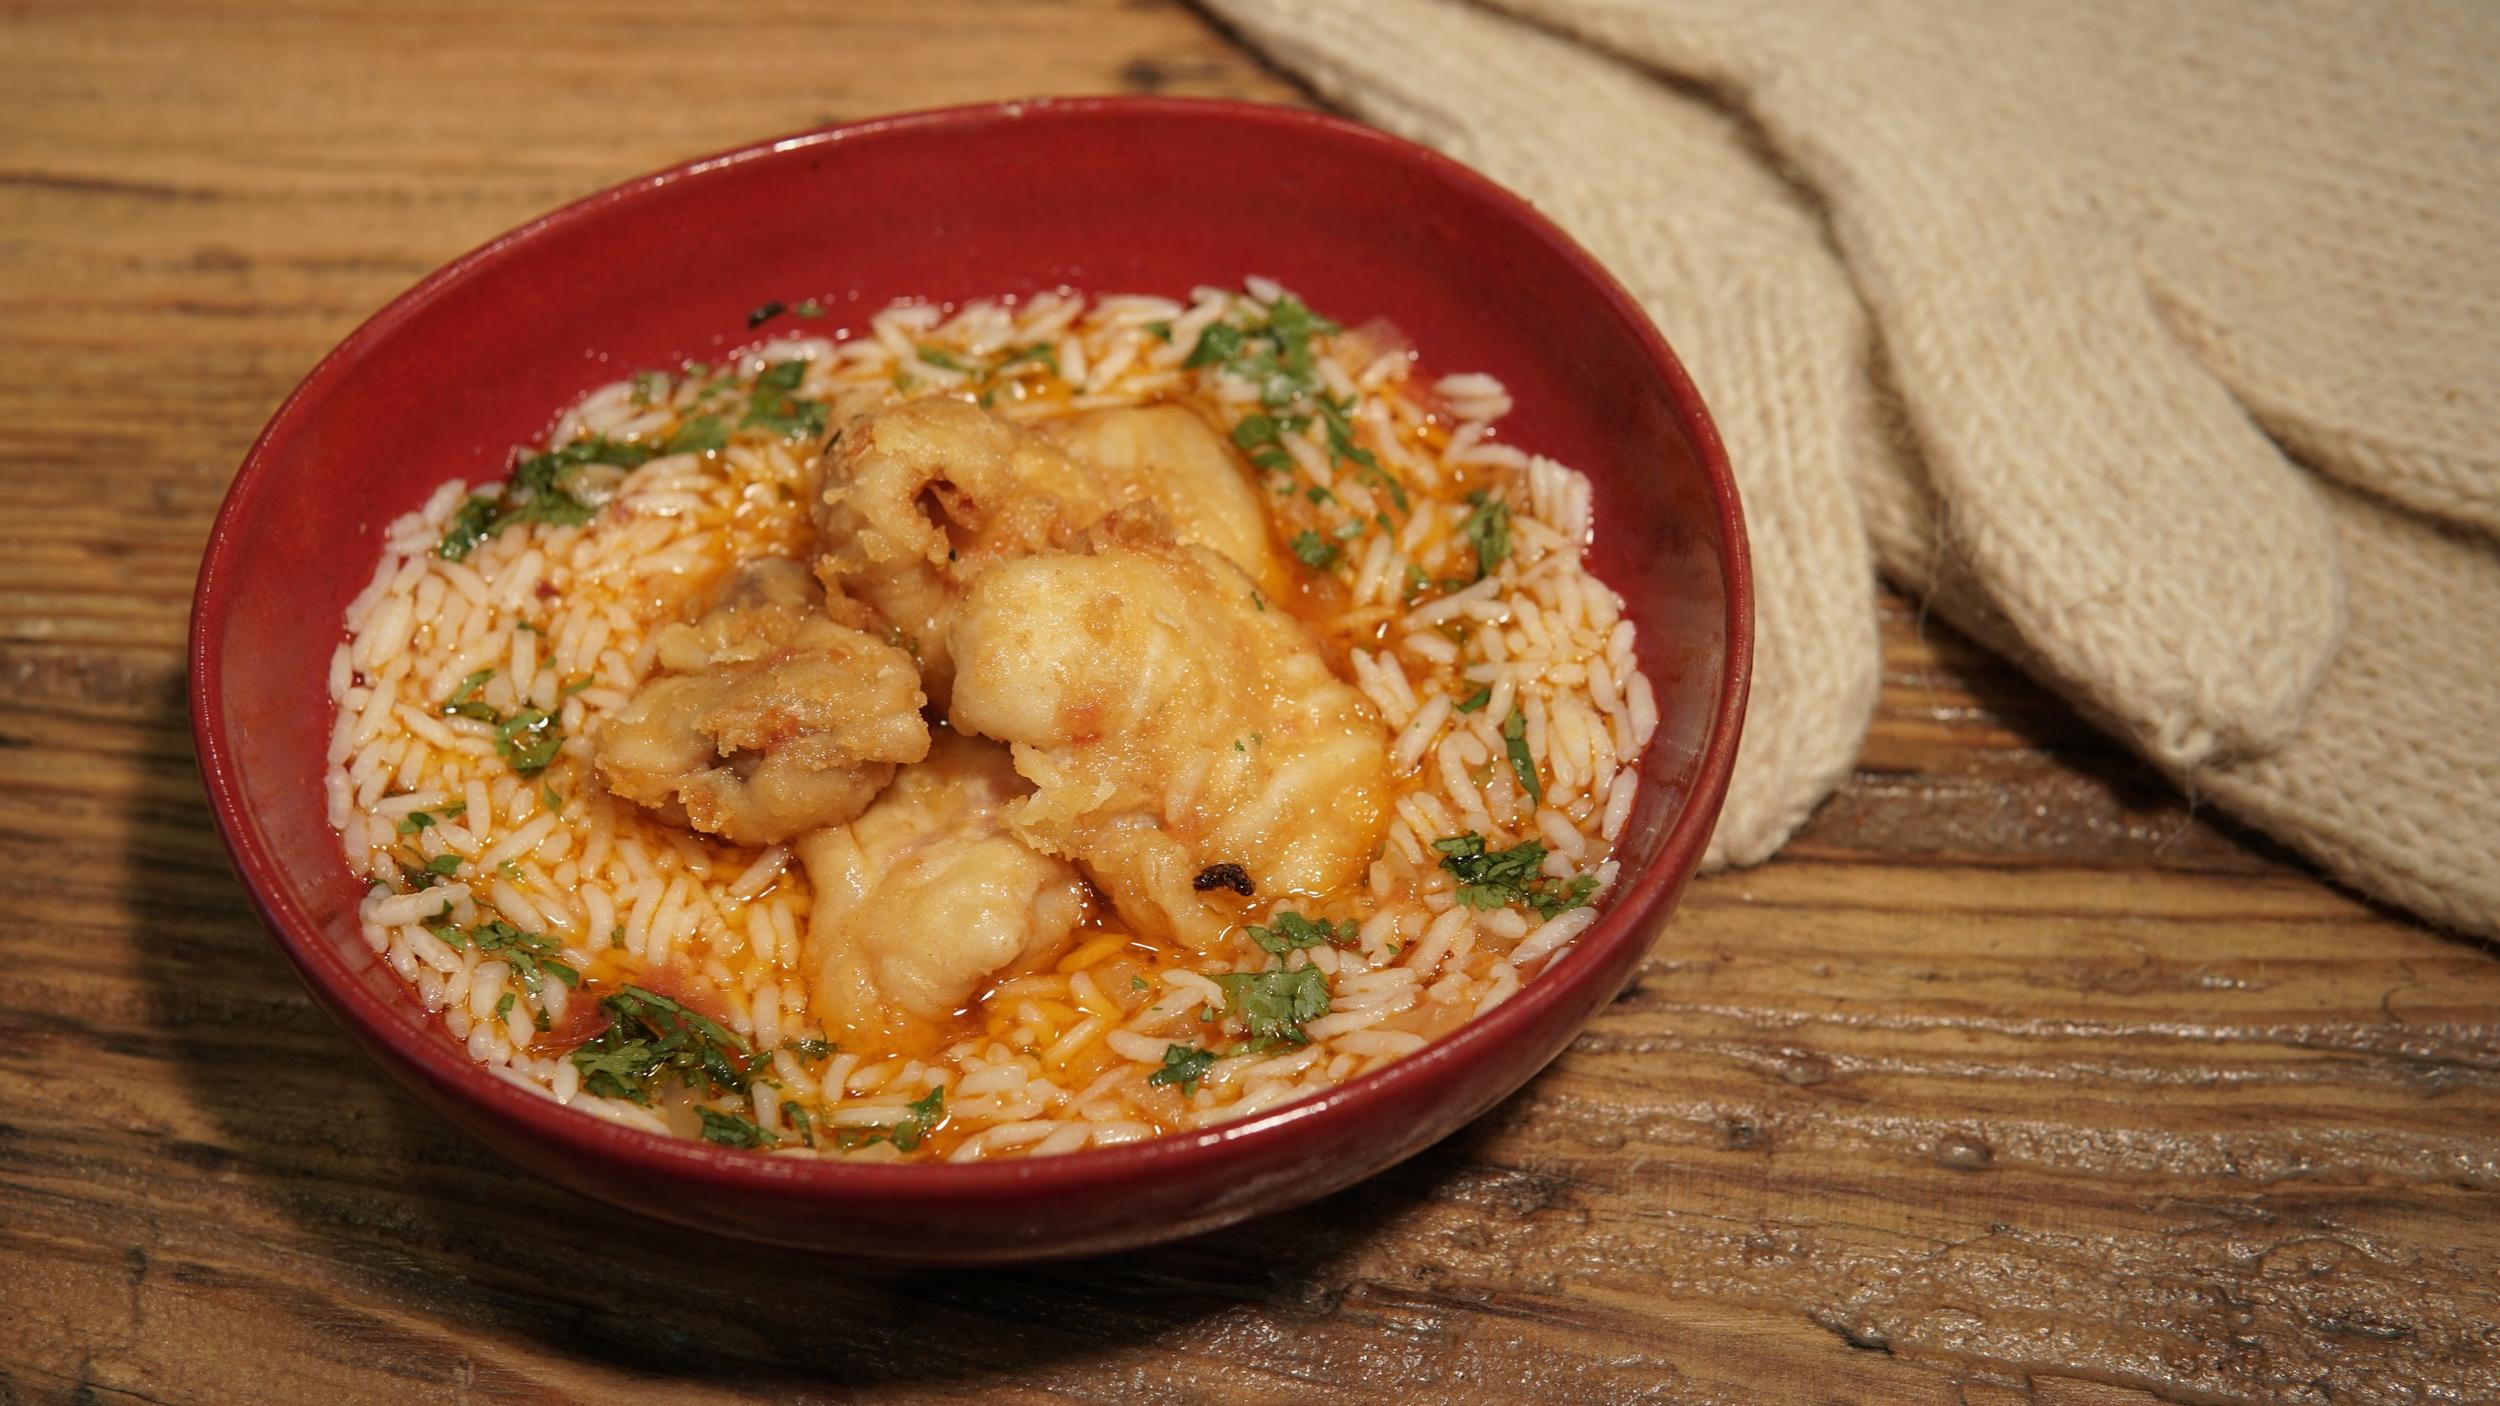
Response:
[[189, 94, 1753, 1207]]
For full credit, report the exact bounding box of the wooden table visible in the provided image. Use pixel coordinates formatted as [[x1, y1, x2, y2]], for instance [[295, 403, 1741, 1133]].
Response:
[[5, 4, 2494, 1401]]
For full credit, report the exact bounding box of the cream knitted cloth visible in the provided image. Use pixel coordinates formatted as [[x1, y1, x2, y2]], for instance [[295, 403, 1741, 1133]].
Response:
[[1202, 0, 2500, 936]]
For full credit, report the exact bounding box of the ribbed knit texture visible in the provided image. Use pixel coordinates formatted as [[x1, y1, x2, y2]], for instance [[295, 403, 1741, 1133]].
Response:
[[1204, 0, 2500, 935]]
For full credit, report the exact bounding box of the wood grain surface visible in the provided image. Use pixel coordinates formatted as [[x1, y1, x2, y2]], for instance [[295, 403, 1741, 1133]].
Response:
[[4, 3, 2496, 1403]]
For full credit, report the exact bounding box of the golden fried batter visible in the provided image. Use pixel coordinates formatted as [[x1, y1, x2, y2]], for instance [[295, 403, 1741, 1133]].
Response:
[[1040, 404, 1288, 598], [947, 532, 1391, 949], [797, 730, 1089, 1046], [595, 559, 928, 845], [811, 398, 1113, 702]]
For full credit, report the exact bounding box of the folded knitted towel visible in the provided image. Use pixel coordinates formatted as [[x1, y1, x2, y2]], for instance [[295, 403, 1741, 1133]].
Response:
[[1203, 0, 2500, 935]]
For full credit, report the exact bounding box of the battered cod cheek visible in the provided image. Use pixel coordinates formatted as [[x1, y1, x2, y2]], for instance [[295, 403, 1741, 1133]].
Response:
[[593, 558, 930, 846], [1039, 403, 1290, 599], [946, 539, 1392, 951], [796, 733, 1090, 1050], [811, 397, 1114, 705]]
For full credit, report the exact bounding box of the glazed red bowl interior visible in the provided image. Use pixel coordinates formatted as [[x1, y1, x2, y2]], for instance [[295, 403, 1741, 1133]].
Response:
[[191, 97, 1751, 1262]]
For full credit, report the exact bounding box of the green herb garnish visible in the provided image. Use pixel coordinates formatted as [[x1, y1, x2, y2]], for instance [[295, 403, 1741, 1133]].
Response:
[[1183, 321, 1245, 369], [442, 918, 579, 996], [739, 360, 827, 440], [829, 1086, 949, 1153], [697, 1107, 778, 1148], [995, 342, 1060, 376], [1455, 686, 1492, 714], [440, 667, 499, 721], [569, 984, 766, 1106], [1214, 966, 1331, 1047], [781, 1100, 817, 1146], [494, 707, 562, 775], [1290, 530, 1340, 572], [1461, 490, 1512, 581], [889, 1086, 944, 1152], [1430, 832, 1598, 919], [1501, 707, 1541, 802], [435, 437, 651, 560], [663, 414, 729, 455], [1246, 911, 1357, 956], [1147, 1044, 1219, 1098]]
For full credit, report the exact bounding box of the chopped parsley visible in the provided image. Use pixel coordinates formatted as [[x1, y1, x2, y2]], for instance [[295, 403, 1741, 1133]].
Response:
[[424, 852, 463, 875], [395, 810, 438, 836], [434, 918, 580, 995], [784, 1037, 835, 1062], [541, 783, 563, 814], [781, 1100, 816, 1146], [569, 984, 766, 1106], [1182, 321, 1245, 370], [440, 670, 563, 776], [697, 1107, 777, 1148], [494, 707, 562, 775], [1214, 966, 1331, 1047], [793, 298, 825, 319], [1229, 411, 1309, 469], [740, 360, 827, 440], [1461, 490, 1513, 581], [1502, 707, 1542, 802], [994, 342, 1060, 376], [663, 413, 729, 455], [1148, 1043, 1218, 1098], [811, 1085, 947, 1154], [1431, 832, 1599, 919], [877, 1087, 946, 1153], [1142, 320, 1173, 343], [440, 668, 498, 720], [915, 346, 970, 372], [1247, 911, 1357, 956], [746, 300, 786, 328], [1184, 291, 1410, 507], [1290, 530, 1341, 572], [1454, 686, 1492, 714], [436, 437, 652, 560]]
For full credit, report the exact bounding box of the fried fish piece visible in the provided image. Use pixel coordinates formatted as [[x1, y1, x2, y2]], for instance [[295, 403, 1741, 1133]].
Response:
[[595, 559, 928, 845], [947, 533, 1391, 949], [796, 730, 1090, 1046], [1040, 404, 1289, 599], [812, 397, 1114, 702]]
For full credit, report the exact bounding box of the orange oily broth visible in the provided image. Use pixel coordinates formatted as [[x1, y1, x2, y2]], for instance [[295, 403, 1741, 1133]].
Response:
[[340, 287, 1636, 1163]]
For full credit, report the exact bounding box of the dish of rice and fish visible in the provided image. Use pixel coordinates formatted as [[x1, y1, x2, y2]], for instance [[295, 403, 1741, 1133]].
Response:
[[326, 279, 1660, 1163]]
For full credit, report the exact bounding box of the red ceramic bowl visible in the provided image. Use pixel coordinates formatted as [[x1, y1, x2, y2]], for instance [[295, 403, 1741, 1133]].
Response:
[[190, 97, 1750, 1262]]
